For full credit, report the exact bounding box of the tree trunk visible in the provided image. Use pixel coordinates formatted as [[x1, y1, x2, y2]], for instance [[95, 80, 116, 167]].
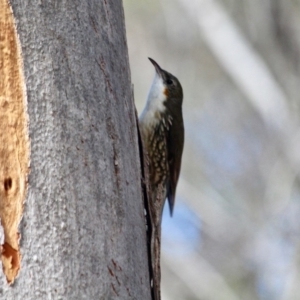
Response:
[[0, 0, 151, 299]]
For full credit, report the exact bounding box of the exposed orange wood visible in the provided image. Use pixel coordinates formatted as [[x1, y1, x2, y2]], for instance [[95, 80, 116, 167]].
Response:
[[0, 0, 30, 284]]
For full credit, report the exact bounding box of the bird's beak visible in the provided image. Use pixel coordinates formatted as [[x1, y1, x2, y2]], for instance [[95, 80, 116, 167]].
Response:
[[148, 58, 163, 77]]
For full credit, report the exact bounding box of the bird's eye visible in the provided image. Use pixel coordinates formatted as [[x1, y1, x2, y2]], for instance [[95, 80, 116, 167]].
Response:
[[166, 79, 173, 85]]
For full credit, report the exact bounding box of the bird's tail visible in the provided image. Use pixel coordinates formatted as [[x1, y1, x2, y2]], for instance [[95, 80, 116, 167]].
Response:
[[151, 222, 162, 300]]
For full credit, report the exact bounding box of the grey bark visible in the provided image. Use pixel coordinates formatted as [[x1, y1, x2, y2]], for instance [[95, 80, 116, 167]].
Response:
[[0, 1, 151, 299]]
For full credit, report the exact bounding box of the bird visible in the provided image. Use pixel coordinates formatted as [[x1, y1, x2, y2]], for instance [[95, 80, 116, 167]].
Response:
[[139, 58, 184, 299]]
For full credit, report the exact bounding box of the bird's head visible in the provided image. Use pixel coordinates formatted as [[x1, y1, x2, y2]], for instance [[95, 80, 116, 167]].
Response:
[[147, 58, 183, 114]]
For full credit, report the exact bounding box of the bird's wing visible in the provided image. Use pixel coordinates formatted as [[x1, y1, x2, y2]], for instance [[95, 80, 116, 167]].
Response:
[[167, 118, 184, 216]]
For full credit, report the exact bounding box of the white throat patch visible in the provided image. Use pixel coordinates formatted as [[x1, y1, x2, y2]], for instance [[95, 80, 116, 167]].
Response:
[[140, 73, 166, 127]]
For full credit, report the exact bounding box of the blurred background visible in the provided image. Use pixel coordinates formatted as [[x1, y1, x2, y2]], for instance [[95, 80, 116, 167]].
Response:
[[123, 1, 300, 299]]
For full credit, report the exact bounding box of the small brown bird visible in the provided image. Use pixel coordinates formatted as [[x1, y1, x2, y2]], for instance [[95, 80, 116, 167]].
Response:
[[139, 58, 184, 299]]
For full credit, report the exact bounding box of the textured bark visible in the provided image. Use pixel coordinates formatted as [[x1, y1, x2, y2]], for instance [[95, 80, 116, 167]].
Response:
[[0, 0, 151, 299]]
